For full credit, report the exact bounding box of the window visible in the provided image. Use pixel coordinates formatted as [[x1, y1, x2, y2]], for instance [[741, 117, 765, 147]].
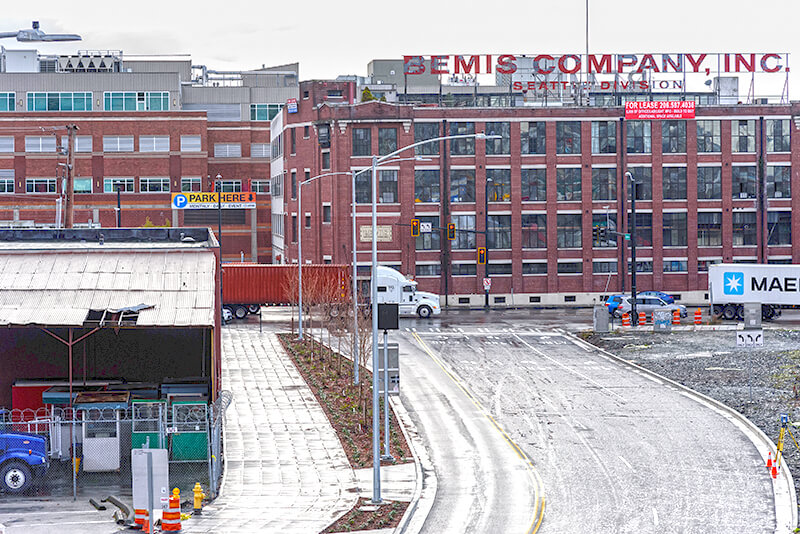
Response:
[[627, 260, 653, 274], [352, 128, 371, 156], [697, 212, 722, 246], [767, 166, 791, 198], [662, 120, 686, 153], [140, 177, 170, 193], [378, 128, 397, 156], [486, 169, 511, 202], [214, 180, 242, 192], [139, 135, 170, 152], [181, 177, 202, 192], [489, 263, 513, 275], [0, 137, 14, 152], [214, 143, 241, 158], [523, 262, 547, 274], [272, 134, 284, 160], [732, 212, 757, 246], [521, 169, 546, 202], [0, 92, 14, 111], [290, 129, 296, 154], [321, 151, 330, 169], [355, 173, 371, 203], [592, 214, 617, 248], [556, 122, 581, 154], [103, 136, 134, 152], [291, 215, 297, 243], [414, 123, 440, 155], [291, 171, 297, 199], [558, 262, 582, 274], [662, 167, 687, 200], [251, 143, 269, 158], [450, 122, 475, 155], [304, 126, 310, 138], [487, 215, 512, 249], [452, 263, 477, 276], [271, 175, 282, 197], [767, 119, 791, 152], [74, 136, 92, 152], [104, 177, 134, 193], [591, 168, 616, 201], [250, 104, 282, 121], [698, 259, 720, 272], [104, 91, 169, 111], [379, 170, 398, 203], [521, 122, 546, 154], [0, 170, 14, 193], [450, 169, 475, 202], [556, 168, 581, 201], [732, 120, 756, 153], [732, 166, 757, 199], [663, 260, 688, 273], [768, 211, 791, 245], [485, 122, 510, 155], [416, 264, 441, 277], [628, 213, 653, 246], [25, 136, 57, 153], [415, 170, 440, 203], [322, 204, 332, 223], [451, 215, 476, 249], [303, 90, 309, 100], [522, 214, 546, 248], [251, 179, 270, 194], [697, 167, 722, 200], [180, 135, 201, 152], [26, 178, 56, 193], [626, 121, 651, 153], [591, 121, 616, 154], [416, 216, 440, 250], [27, 92, 91, 111], [696, 120, 721, 152], [557, 214, 582, 248], [629, 167, 652, 200], [593, 261, 618, 274], [662, 213, 687, 247]]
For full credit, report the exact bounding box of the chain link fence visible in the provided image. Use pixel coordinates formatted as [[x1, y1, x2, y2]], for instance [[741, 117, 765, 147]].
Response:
[[0, 392, 231, 502]]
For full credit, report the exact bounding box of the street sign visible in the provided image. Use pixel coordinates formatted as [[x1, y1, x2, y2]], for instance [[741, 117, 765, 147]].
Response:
[[483, 277, 492, 291], [736, 330, 764, 347], [420, 222, 432, 233], [624, 233, 631, 240], [624, 100, 695, 120], [171, 192, 256, 209], [286, 98, 298, 114]]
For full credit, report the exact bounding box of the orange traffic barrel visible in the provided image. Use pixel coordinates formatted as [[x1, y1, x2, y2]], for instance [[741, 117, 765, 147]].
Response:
[[621, 312, 631, 326], [672, 309, 681, 325], [638, 311, 646, 325], [694, 308, 702, 325], [162, 489, 183, 532]]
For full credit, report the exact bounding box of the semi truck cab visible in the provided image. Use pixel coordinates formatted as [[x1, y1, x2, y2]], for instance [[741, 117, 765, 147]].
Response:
[[0, 431, 48, 494], [376, 266, 440, 318]]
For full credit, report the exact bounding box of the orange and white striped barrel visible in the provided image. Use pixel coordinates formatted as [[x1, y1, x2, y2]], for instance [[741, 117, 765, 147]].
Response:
[[672, 309, 681, 325], [142, 510, 150, 533], [638, 311, 646, 325], [162, 489, 183, 532], [621, 312, 631, 326], [694, 308, 702, 325], [133, 509, 147, 527]]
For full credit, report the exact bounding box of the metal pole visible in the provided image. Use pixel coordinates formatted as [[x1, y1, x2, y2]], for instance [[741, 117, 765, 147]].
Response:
[[65, 124, 77, 228], [116, 186, 121, 227], [298, 182, 304, 340], [370, 155, 381, 503], [382, 330, 391, 460], [627, 171, 638, 324], [484, 178, 492, 309], [351, 170, 359, 384], [146, 451, 154, 534], [217, 174, 223, 316]]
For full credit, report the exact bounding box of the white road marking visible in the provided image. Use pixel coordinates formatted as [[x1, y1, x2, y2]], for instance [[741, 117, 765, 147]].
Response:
[[618, 455, 633, 470], [653, 507, 659, 526]]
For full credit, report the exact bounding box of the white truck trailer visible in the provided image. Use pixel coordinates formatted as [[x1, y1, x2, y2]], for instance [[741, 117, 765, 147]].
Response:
[[708, 263, 791, 320]]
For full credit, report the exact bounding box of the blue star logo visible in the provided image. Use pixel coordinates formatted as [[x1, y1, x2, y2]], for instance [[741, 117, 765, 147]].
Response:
[[723, 272, 744, 295]]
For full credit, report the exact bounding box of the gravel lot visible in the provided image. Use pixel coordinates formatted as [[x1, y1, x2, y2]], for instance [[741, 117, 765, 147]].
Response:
[[587, 327, 800, 503]]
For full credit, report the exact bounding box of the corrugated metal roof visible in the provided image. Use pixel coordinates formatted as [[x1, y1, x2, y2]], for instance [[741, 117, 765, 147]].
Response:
[[0, 250, 216, 328]]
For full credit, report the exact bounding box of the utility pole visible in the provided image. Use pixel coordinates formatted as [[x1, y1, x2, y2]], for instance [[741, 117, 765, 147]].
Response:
[[64, 124, 78, 228]]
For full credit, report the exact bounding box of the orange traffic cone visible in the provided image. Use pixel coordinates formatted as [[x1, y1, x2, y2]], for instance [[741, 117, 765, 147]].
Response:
[[767, 452, 773, 469], [771, 464, 778, 479]]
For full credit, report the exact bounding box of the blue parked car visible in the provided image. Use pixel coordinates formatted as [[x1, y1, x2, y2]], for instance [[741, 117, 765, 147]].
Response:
[[606, 294, 625, 316], [0, 431, 48, 493], [638, 291, 675, 304]]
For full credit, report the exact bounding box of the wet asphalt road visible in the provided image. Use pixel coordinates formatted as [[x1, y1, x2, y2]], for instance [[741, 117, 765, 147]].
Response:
[[395, 312, 778, 534]]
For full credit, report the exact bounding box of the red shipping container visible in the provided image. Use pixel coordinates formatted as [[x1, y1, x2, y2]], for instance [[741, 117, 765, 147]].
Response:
[[222, 264, 350, 305]]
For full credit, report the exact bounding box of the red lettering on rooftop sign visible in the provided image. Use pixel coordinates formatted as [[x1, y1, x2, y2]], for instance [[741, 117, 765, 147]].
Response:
[[624, 100, 695, 120]]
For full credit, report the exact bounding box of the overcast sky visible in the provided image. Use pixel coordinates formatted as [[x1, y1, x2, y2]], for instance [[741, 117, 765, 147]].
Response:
[[3, 0, 798, 97]]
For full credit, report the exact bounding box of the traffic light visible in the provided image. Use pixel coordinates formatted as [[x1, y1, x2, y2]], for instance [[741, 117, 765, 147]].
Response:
[[592, 225, 600, 242], [477, 247, 487, 265], [447, 223, 456, 240], [411, 218, 420, 237]]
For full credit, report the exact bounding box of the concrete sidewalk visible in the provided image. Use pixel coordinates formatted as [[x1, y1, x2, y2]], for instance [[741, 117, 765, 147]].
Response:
[[184, 327, 358, 533]]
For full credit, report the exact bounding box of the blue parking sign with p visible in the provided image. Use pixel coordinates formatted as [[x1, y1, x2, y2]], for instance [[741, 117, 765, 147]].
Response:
[[172, 193, 188, 209]]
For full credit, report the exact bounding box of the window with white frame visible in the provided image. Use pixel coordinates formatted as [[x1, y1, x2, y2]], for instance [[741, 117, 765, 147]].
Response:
[[26, 178, 56, 193], [521, 169, 546, 201], [27, 92, 92, 111], [591, 121, 616, 154], [250, 104, 283, 121], [104, 177, 135, 193], [104, 91, 169, 111], [140, 135, 170, 152], [523, 262, 547, 274], [732, 120, 756, 153], [180, 135, 202, 152], [25, 136, 57, 153], [181, 177, 202, 192], [103, 136, 134, 152], [451, 263, 477, 276], [140, 177, 170, 193], [73, 178, 92, 194], [251, 143, 269, 158], [214, 143, 242, 158], [0, 92, 14, 111], [766, 166, 791, 198], [75, 136, 92, 152], [662, 120, 686, 153], [0, 169, 14, 193], [767, 119, 791, 152], [451, 214, 476, 249], [251, 180, 270, 194], [214, 180, 242, 192]]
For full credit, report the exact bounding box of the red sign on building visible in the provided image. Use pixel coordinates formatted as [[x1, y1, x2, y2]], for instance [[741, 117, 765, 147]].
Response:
[[624, 100, 695, 120]]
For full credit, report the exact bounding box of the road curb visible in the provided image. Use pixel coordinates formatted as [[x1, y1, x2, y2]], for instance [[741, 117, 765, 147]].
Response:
[[564, 331, 798, 533]]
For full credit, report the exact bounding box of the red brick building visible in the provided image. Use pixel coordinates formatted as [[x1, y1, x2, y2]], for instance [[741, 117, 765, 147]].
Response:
[[273, 80, 799, 306]]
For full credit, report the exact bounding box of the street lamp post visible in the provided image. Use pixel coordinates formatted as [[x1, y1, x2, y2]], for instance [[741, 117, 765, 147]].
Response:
[[351, 170, 360, 385], [484, 176, 494, 310], [626, 171, 638, 324]]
